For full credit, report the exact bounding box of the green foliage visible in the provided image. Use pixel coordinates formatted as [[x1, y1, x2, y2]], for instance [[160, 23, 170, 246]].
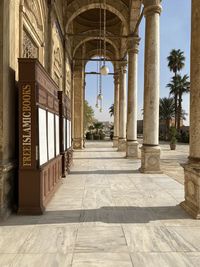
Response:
[[167, 49, 190, 130], [159, 97, 175, 121], [167, 49, 185, 74], [84, 100, 95, 132], [109, 104, 114, 117], [180, 131, 189, 143], [159, 97, 175, 140], [169, 126, 177, 144]]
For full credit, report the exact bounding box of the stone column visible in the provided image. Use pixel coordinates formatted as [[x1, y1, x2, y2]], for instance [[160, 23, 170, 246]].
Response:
[[73, 65, 84, 149], [126, 36, 140, 158], [140, 0, 162, 173], [181, 0, 200, 219], [113, 74, 120, 147], [0, 0, 17, 219], [118, 64, 127, 151]]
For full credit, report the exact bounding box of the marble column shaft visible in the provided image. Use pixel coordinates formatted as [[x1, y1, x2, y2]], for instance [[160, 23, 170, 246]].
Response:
[[73, 65, 84, 149], [118, 64, 127, 151], [140, 0, 162, 173], [126, 37, 140, 158], [181, 0, 200, 219], [113, 74, 120, 147]]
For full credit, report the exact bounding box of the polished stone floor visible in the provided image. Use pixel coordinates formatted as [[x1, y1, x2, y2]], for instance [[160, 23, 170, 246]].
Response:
[[1, 141, 200, 266]]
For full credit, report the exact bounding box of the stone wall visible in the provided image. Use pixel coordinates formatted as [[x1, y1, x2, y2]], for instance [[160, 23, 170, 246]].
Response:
[[0, 0, 72, 220]]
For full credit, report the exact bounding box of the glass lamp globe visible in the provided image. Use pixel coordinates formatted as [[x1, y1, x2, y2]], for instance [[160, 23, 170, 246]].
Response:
[[98, 93, 103, 100], [100, 108, 103, 113], [100, 65, 109, 75]]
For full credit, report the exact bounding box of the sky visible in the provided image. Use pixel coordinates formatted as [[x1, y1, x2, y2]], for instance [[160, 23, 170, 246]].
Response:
[[85, 0, 191, 125]]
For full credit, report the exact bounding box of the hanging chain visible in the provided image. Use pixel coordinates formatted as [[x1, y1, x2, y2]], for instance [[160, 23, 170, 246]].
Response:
[[99, 0, 102, 65], [103, 0, 106, 66]]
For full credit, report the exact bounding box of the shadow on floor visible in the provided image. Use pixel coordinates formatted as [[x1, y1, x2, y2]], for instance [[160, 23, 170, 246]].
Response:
[[1, 205, 192, 226], [75, 150, 118, 153], [73, 157, 127, 160], [70, 170, 140, 175]]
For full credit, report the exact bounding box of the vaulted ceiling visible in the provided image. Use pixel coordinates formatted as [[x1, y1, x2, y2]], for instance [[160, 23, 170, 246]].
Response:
[[64, 0, 142, 63]]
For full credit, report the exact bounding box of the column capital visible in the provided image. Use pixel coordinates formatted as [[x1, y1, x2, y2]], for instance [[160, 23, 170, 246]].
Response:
[[128, 36, 141, 54], [114, 74, 120, 85], [143, 0, 162, 16], [120, 63, 127, 74]]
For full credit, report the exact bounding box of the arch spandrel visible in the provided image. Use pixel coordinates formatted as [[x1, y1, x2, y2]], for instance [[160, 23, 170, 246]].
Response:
[[73, 37, 119, 60], [65, 0, 129, 34]]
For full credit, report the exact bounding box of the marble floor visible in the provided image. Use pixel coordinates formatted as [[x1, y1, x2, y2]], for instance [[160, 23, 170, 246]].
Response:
[[1, 141, 200, 267]]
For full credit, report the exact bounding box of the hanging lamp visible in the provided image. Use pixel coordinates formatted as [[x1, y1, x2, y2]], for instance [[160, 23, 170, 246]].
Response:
[[97, 0, 103, 109], [100, 0, 109, 75], [95, 59, 99, 108]]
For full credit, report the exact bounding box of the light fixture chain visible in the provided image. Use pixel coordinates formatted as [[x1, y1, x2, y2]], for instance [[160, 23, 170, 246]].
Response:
[[104, 0, 106, 66]]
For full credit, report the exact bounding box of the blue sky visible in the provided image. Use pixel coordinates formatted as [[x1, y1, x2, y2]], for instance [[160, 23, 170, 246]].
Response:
[[85, 0, 191, 125]]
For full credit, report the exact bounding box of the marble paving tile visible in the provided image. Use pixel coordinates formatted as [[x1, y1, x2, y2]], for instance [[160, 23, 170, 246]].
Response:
[[85, 176, 109, 187], [75, 226, 128, 253], [130, 252, 193, 267], [13, 253, 73, 267], [82, 188, 114, 209], [123, 225, 197, 252], [0, 226, 34, 253], [72, 253, 133, 267], [0, 254, 19, 266], [0, 141, 198, 266], [166, 226, 200, 251], [185, 252, 200, 266], [20, 225, 78, 254]]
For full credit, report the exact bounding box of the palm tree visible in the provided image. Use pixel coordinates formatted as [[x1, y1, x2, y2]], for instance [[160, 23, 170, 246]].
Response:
[[167, 75, 190, 130], [109, 104, 114, 117], [177, 74, 190, 130], [167, 49, 185, 74], [159, 97, 175, 140], [167, 49, 185, 128]]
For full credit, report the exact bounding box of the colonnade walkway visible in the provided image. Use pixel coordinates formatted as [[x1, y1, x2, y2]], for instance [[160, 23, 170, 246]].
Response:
[[1, 141, 200, 266]]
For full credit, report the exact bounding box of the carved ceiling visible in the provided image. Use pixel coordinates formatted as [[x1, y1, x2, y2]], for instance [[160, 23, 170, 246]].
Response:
[[64, 0, 142, 61]]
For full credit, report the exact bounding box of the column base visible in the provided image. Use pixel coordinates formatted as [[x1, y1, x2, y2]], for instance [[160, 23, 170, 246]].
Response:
[[73, 138, 84, 150], [139, 145, 162, 174], [118, 138, 126, 152], [180, 162, 200, 219], [113, 136, 119, 148], [126, 140, 139, 158]]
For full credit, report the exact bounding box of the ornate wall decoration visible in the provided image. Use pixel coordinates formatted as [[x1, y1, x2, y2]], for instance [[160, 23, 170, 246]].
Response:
[[24, 0, 43, 41], [23, 30, 39, 58], [65, 57, 71, 97], [52, 22, 64, 89]]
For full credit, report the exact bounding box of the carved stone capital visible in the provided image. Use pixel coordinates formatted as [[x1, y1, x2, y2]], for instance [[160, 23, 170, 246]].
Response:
[[114, 75, 120, 85], [120, 63, 127, 74], [143, 0, 162, 16], [128, 36, 141, 54]]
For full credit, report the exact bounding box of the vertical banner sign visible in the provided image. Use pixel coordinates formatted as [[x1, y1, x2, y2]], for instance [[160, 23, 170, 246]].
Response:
[[21, 84, 32, 167]]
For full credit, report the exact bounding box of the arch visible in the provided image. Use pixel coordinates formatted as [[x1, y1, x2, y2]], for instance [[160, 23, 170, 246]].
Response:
[[85, 49, 115, 67], [22, 0, 45, 42], [73, 35, 119, 59], [130, 0, 142, 32], [65, 0, 129, 34]]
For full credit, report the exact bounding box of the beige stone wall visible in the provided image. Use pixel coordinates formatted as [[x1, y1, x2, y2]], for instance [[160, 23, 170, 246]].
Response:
[[0, 0, 18, 219], [0, 0, 73, 219]]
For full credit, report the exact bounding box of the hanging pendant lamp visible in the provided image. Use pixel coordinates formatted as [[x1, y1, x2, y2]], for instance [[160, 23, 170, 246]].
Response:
[[100, 0, 109, 75]]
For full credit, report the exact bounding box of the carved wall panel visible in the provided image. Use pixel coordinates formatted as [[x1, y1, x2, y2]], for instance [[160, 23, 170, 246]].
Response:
[[52, 22, 64, 90], [23, 29, 39, 59], [21, 0, 45, 64]]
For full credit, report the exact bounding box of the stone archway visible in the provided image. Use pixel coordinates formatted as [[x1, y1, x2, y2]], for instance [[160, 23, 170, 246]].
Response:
[[65, 0, 129, 34]]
